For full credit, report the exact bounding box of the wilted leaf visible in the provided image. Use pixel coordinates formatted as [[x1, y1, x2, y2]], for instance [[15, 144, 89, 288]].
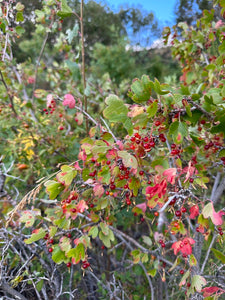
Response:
[[191, 275, 207, 292]]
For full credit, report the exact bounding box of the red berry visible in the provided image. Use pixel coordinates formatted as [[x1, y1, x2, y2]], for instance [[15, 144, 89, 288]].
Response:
[[106, 160, 111, 165], [180, 269, 184, 275], [143, 136, 149, 142], [124, 184, 129, 189], [90, 203, 94, 208], [161, 242, 166, 248], [126, 199, 131, 205], [67, 233, 72, 238], [169, 197, 176, 205], [171, 143, 176, 149], [71, 208, 77, 213], [218, 227, 222, 231], [187, 283, 191, 288], [171, 150, 177, 156], [49, 239, 54, 244], [175, 210, 181, 217], [196, 227, 200, 232], [159, 239, 163, 244], [101, 245, 105, 250], [66, 262, 71, 267], [110, 184, 116, 190], [130, 145, 135, 150], [200, 120, 206, 125], [149, 141, 155, 147], [155, 120, 161, 126], [134, 133, 141, 139], [219, 231, 224, 236], [154, 211, 159, 217], [181, 207, 187, 213], [139, 170, 144, 175], [130, 136, 136, 142], [48, 248, 53, 253], [160, 137, 166, 142], [189, 178, 194, 183], [59, 126, 64, 130], [105, 191, 109, 195]]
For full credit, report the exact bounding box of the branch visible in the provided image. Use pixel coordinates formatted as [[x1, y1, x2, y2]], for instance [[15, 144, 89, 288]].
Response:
[[211, 175, 225, 204], [100, 116, 118, 142], [80, 0, 88, 134], [0, 70, 18, 116], [0, 282, 28, 300], [200, 233, 216, 274], [139, 261, 154, 300]]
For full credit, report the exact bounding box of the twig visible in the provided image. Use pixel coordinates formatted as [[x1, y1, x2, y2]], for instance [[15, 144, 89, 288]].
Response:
[[31, 19, 54, 104], [211, 175, 225, 204], [200, 233, 216, 274], [0, 70, 18, 116], [210, 172, 221, 200], [139, 261, 154, 300], [187, 98, 213, 121], [100, 116, 118, 142], [80, 0, 88, 134]]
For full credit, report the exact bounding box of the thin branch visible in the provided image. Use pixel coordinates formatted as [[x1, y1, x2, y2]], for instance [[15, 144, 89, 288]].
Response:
[[211, 175, 225, 204], [80, 0, 88, 134], [200, 233, 216, 274], [31, 18, 54, 104], [0, 70, 18, 116], [187, 98, 213, 121], [210, 172, 221, 200], [139, 261, 154, 300], [100, 116, 118, 142]]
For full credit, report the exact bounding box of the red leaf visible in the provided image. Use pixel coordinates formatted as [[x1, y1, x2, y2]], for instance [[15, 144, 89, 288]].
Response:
[[93, 184, 104, 198], [201, 286, 221, 297], [189, 205, 199, 219], [183, 161, 196, 183], [163, 168, 177, 185], [136, 202, 147, 213], [172, 237, 195, 255], [63, 94, 75, 109]]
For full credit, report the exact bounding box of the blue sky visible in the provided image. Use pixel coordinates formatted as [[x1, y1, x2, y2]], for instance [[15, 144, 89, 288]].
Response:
[[104, 0, 177, 25]]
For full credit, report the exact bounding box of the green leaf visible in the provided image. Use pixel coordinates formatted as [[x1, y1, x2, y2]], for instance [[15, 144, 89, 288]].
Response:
[[191, 275, 207, 292], [142, 235, 152, 247], [16, 12, 24, 22], [19, 209, 41, 228], [44, 180, 64, 199], [148, 269, 157, 277], [99, 231, 111, 248], [179, 270, 190, 287], [146, 101, 158, 118], [99, 222, 109, 235], [57, 0, 72, 18], [129, 176, 140, 196], [211, 248, 225, 264], [36, 280, 43, 292], [66, 23, 79, 44], [56, 165, 77, 186], [15, 2, 25, 11], [52, 245, 67, 264], [129, 75, 153, 103], [59, 236, 71, 253], [189, 254, 197, 266], [154, 78, 169, 95], [49, 226, 57, 237], [67, 243, 85, 264], [88, 226, 99, 238], [118, 151, 138, 169], [103, 95, 128, 122], [24, 228, 46, 244], [169, 121, 188, 144], [131, 249, 141, 264]]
